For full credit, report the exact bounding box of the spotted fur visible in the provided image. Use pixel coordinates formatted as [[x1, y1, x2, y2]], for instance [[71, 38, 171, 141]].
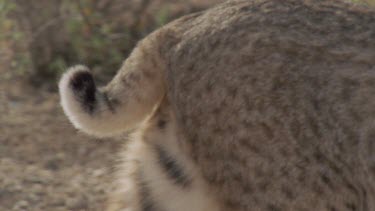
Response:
[[59, 0, 375, 210]]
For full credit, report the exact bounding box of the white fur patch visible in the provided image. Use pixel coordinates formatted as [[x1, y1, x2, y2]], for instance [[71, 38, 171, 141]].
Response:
[[58, 65, 121, 137]]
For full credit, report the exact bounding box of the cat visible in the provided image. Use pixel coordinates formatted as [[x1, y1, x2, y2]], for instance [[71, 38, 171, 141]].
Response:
[[59, 0, 375, 210]]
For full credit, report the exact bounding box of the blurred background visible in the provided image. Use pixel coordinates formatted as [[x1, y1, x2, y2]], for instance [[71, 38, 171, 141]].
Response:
[[0, 0, 374, 210]]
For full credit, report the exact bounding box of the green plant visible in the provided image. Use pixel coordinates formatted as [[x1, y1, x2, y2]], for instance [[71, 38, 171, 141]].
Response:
[[0, 0, 31, 79], [350, 0, 375, 6], [0, 1, 17, 43], [155, 6, 170, 27]]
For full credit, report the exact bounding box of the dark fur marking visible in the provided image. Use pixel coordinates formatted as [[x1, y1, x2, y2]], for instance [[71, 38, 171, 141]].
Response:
[[267, 204, 282, 211], [345, 202, 357, 211], [128, 72, 141, 83], [320, 173, 335, 190], [138, 173, 162, 211], [281, 186, 295, 200], [140, 184, 156, 211], [155, 146, 191, 188], [328, 206, 338, 211], [157, 119, 167, 129], [143, 70, 155, 79], [69, 71, 96, 113]]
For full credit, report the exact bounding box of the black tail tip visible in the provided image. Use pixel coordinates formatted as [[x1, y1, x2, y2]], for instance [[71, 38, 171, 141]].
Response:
[[67, 66, 97, 113], [69, 68, 95, 92]]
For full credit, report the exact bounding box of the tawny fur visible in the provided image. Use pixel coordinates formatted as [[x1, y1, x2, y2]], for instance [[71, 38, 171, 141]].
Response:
[[59, 0, 375, 210]]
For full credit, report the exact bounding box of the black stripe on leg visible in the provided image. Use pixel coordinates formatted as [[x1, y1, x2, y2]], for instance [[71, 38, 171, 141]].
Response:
[[155, 146, 192, 188], [138, 173, 162, 211], [69, 71, 96, 113], [140, 183, 156, 211]]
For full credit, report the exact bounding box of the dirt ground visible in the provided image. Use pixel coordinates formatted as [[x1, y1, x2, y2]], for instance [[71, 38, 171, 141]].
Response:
[[0, 71, 122, 211]]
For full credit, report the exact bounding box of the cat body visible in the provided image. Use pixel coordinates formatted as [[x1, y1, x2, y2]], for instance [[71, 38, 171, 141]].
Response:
[[59, 0, 375, 210]]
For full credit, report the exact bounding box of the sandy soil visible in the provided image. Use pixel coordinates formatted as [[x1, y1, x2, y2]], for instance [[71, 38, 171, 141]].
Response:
[[0, 78, 122, 211]]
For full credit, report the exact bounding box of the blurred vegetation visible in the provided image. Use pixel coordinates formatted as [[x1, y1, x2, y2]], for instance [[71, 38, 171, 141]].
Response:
[[0, 0, 30, 79], [1, 0, 220, 89], [0, 0, 374, 89], [352, 0, 375, 5]]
